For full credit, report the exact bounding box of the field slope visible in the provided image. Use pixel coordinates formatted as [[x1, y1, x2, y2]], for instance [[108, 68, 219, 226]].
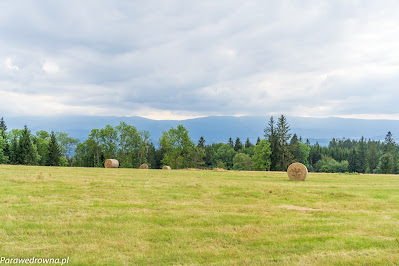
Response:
[[1, 165, 399, 265]]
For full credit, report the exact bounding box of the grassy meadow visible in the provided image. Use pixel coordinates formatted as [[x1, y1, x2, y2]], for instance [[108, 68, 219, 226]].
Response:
[[1, 165, 399, 265]]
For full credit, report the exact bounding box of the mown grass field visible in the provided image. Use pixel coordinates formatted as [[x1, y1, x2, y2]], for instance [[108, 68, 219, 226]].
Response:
[[1, 165, 399, 265]]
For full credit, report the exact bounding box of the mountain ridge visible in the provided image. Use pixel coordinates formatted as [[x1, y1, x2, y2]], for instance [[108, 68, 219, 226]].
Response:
[[3, 115, 399, 146]]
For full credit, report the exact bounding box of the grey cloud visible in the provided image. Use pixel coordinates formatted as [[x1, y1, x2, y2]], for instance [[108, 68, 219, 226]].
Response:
[[1, 1, 399, 119]]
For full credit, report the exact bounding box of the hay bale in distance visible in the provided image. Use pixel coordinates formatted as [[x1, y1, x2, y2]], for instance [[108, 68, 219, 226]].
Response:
[[104, 159, 119, 168], [162, 165, 171, 170], [139, 163, 149, 169], [287, 162, 308, 181]]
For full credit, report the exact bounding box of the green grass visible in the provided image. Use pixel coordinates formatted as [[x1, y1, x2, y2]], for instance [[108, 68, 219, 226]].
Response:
[[1, 165, 399, 265]]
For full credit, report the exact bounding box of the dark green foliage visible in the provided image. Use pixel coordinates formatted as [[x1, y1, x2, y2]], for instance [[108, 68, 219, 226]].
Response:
[[314, 155, 349, 173], [228, 137, 233, 148], [160, 125, 195, 169], [348, 148, 358, 172], [146, 143, 157, 169], [214, 144, 236, 169], [377, 153, 394, 174], [0, 136, 8, 164], [198, 136, 205, 148], [367, 141, 379, 172], [309, 143, 322, 169], [18, 125, 37, 165], [264, 116, 280, 171], [0, 117, 9, 162], [47, 131, 61, 166], [0, 117, 6, 136], [9, 135, 19, 164], [289, 134, 300, 161], [3, 116, 399, 175], [233, 153, 252, 170], [356, 136, 367, 173], [252, 140, 271, 171], [276, 115, 292, 170], [35, 131, 50, 166], [204, 145, 216, 168], [234, 137, 243, 151], [245, 138, 253, 149]]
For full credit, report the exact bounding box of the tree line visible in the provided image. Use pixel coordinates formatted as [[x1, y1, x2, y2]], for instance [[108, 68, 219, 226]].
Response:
[[0, 116, 397, 174]]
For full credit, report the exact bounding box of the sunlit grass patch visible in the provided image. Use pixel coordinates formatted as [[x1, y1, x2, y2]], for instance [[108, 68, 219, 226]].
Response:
[[1, 165, 399, 264]]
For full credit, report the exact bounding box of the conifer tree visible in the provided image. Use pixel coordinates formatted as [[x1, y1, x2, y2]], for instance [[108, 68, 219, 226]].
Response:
[[48, 131, 61, 166], [0, 117, 9, 162], [367, 141, 379, 172], [234, 137, 243, 151], [264, 116, 280, 171], [256, 137, 261, 145], [381, 131, 397, 174], [276, 115, 292, 170], [19, 125, 36, 165], [348, 148, 358, 172], [198, 136, 205, 148], [356, 136, 367, 173], [245, 138, 252, 148], [228, 137, 234, 147], [0, 117, 6, 138], [146, 142, 157, 168], [289, 134, 300, 162], [9, 135, 19, 164]]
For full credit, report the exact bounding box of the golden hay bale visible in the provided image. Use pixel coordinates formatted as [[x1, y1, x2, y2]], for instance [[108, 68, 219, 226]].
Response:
[[104, 159, 119, 168], [139, 163, 149, 169], [287, 162, 308, 181], [213, 168, 227, 172], [162, 165, 171, 170]]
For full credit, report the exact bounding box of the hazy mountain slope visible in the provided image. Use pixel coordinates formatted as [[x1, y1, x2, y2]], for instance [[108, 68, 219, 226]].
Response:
[[4, 115, 399, 146]]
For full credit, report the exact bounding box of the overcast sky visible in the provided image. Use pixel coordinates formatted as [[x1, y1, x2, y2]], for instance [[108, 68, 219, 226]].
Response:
[[1, 1, 399, 120]]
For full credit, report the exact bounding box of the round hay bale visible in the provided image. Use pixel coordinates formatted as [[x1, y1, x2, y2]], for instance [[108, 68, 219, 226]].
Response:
[[287, 162, 308, 181], [139, 163, 149, 169], [104, 159, 119, 168], [162, 165, 171, 170], [213, 168, 227, 172]]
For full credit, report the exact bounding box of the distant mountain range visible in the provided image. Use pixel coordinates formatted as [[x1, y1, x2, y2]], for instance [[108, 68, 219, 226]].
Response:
[[4, 115, 399, 146]]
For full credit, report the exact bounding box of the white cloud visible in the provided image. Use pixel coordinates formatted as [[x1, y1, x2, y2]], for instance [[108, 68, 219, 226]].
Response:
[[0, 1, 399, 119], [5, 57, 19, 70], [42, 61, 59, 73]]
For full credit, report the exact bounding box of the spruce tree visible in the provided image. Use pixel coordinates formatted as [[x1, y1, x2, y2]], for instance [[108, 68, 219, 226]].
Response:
[[245, 138, 252, 149], [228, 137, 233, 147], [0, 117, 6, 138], [47, 131, 61, 166], [146, 142, 157, 169], [256, 137, 261, 145], [0, 117, 9, 162], [348, 148, 358, 172], [276, 115, 292, 170], [367, 141, 379, 172], [289, 134, 300, 162], [378, 153, 394, 174], [234, 137, 243, 151], [19, 125, 36, 165], [9, 135, 19, 164], [264, 116, 280, 171], [356, 136, 367, 173], [197, 136, 205, 148], [382, 131, 397, 174]]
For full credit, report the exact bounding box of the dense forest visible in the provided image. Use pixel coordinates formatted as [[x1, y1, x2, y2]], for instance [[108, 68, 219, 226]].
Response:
[[0, 115, 397, 174]]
